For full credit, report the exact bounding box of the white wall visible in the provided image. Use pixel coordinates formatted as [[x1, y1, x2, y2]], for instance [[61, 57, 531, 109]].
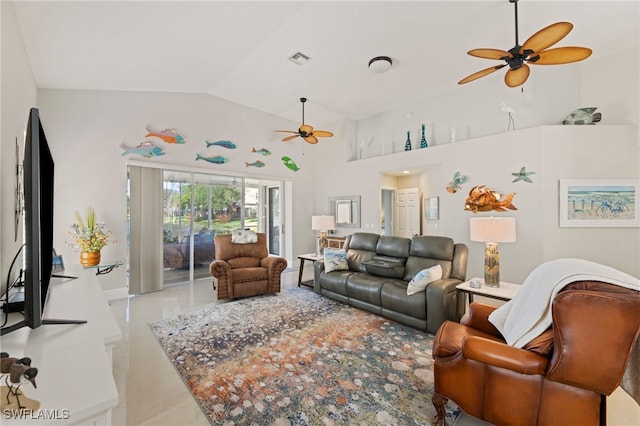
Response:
[[37, 89, 319, 291], [1, 1, 38, 295], [314, 124, 639, 282]]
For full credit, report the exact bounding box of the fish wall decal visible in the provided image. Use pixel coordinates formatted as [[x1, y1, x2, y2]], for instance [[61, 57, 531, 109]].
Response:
[[252, 147, 271, 156], [206, 140, 237, 149], [446, 172, 468, 193], [464, 185, 517, 213], [120, 141, 165, 157], [281, 156, 300, 172], [196, 153, 228, 164], [145, 126, 185, 144], [246, 160, 266, 168]]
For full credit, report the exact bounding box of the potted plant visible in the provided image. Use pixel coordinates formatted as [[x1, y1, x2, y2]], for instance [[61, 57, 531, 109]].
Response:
[[68, 207, 112, 267]]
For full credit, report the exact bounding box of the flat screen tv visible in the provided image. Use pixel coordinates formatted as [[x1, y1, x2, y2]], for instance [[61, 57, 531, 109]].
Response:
[[1, 108, 85, 336]]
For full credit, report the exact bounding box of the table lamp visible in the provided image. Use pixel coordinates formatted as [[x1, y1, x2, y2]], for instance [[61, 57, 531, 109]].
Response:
[[469, 217, 516, 287], [312, 215, 335, 254]]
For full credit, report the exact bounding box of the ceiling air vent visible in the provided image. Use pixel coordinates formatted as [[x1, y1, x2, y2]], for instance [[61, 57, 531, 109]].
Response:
[[288, 52, 310, 65]]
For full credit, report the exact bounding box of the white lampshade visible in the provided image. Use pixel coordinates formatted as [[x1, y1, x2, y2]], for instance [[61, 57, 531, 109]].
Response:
[[469, 217, 516, 243], [312, 215, 335, 231]]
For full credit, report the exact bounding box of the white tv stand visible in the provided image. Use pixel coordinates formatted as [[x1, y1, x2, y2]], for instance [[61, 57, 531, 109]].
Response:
[[1, 273, 122, 425]]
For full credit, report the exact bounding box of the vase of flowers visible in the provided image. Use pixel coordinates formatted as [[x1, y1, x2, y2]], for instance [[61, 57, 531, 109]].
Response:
[[68, 207, 112, 267]]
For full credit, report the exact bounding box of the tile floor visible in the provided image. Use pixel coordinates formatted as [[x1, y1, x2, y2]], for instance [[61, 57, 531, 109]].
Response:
[[109, 267, 640, 425]]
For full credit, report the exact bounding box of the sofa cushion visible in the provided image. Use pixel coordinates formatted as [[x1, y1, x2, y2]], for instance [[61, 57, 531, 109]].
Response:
[[380, 280, 427, 320], [376, 236, 411, 258], [318, 270, 352, 296], [347, 273, 385, 306], [228, 257, 261, 269], [345, 233, 380, 272], [407, 264, 442, 295], [324, 248, 349, 273]]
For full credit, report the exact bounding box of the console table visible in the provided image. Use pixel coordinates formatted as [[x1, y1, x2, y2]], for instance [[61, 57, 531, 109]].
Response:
[[1, 273, 122, 425]]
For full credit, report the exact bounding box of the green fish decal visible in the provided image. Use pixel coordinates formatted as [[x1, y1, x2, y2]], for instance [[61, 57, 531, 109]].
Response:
[[196, 153, 228, 164], [281, 156, 300, 172], [120, 141, 165, 158], [246, 160, 265, 168], [252, 147, 271, 156]]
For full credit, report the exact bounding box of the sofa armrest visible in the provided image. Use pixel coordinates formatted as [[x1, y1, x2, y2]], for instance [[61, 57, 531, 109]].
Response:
[[461, 302, 502, 337], [463, 336, 548, 375], [313, 259, 326, 293], [426, 277, 463, 334], [261, 256, 288, 292], [210, 260, 233, 299]]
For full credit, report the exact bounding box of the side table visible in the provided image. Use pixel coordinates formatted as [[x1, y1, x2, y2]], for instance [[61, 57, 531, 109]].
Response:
[[297, 253, 324, 287], [456, 278, 521, 319]]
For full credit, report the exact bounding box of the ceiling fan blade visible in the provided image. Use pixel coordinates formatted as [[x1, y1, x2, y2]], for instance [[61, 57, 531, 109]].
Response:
[[275, 130, 299, 134], [303, 135, 318, 144], [529, 46, 592, 65], [299, 124, 314, 134], [458, 64, 506, 85], [521, 22, 573, 54], [468, 48, 512, 60], [282, 134, 299, 142], [312, 130, 333, 138], [504, 64, 531, 88]]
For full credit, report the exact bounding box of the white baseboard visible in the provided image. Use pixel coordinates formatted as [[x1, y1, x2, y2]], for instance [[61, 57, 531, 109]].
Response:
[[104, 287, 129, 301]]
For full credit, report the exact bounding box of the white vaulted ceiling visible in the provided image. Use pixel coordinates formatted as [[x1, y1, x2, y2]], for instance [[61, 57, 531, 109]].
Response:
[[11, 0, 639, 125]]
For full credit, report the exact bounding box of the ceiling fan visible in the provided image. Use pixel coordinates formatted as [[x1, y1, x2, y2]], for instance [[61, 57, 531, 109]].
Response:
[[458, 0, 592, 88], [276, 98, 333, 144]]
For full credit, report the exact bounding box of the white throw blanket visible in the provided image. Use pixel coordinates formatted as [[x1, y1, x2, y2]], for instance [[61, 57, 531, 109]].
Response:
[[489, 258, 640, 348]]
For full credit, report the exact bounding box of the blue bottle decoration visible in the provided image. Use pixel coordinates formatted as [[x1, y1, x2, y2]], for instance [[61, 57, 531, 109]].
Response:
[[420, 124, 428, 148], [404, 131, 412, 151]]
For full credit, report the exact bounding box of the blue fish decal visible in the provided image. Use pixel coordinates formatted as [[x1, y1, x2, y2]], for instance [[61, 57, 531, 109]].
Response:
[[281, 156, 300, 172], [252, 147, 271, 156], [206, 140, 236, 149], [120, 141, 165, 157], [246, 160, 266, 168], [196, 153, 228, 164]]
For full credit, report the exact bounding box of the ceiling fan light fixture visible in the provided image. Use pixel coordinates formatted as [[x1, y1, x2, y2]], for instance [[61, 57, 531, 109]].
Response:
[[368, 56, 393, 73]]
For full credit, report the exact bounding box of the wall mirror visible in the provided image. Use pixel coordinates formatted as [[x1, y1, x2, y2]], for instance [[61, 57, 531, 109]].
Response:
[[329, 195, 360, 228]]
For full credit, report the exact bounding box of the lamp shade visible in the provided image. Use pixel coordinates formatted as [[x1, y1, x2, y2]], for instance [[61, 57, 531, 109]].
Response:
[[469, 217, 516, 243], [312, 215, 335, 231]]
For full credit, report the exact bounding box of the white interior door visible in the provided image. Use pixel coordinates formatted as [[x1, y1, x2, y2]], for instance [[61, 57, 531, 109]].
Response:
[[394, 188, 421, 237]]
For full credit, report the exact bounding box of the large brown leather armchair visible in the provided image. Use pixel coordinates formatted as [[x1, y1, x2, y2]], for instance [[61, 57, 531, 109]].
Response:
[[209, 233, 287, 300], [432, 281, 640, 426]]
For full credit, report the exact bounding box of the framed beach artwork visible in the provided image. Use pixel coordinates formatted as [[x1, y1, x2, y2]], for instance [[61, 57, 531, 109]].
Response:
[[424, 196, 439, 220], [559, 179, 639, 227]]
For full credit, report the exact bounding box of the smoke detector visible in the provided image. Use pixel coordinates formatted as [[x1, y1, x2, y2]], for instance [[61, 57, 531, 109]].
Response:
[[368, 56, 393, 73]]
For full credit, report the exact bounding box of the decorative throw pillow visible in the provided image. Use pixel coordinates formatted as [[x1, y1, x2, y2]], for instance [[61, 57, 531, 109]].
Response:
[[231, 229, 258, 244], [407, 264, 443, 295], [324, 248, 349, 273]]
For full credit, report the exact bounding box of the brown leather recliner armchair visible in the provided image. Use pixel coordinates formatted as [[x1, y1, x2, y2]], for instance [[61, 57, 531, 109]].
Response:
[[209, 233, 287, 300], [432, 281, 640, 426]]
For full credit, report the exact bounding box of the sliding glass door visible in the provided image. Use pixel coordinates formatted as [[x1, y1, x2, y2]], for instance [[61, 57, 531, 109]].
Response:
[[161, 171, 282, 285]]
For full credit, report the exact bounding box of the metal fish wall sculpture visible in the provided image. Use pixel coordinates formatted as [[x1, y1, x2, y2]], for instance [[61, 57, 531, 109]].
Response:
[[464, 185, 517, 213]]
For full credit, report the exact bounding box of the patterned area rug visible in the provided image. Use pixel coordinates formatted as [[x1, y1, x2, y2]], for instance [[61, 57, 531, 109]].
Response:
[[149, 288, 460, 425]]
